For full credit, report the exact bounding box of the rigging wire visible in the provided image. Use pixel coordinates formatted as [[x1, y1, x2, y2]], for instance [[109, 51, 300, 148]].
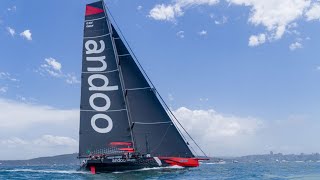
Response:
[[150, 123, 171, 153], [156, 90, 207, 157], [105, 5, 207, 158], [102, 2, 137, 150]]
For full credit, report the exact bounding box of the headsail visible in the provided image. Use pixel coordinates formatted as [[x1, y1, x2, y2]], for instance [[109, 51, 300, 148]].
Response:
[[111, 25, 194, 158], [79, 1, 132, 157]]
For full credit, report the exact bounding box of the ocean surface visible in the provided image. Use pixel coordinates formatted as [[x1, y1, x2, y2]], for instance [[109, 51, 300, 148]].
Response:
[[1, 162, 320, 180]]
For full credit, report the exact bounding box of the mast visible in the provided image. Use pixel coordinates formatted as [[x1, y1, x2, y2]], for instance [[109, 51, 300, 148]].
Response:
[[102, 1, 136, 151]]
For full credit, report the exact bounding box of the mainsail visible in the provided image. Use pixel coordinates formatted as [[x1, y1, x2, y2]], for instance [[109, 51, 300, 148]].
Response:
[[79, 1, 132, 157], [79, 1, 194, 158]]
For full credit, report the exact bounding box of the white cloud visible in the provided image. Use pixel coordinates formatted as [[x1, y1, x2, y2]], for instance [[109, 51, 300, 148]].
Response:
[[176, 30, 185, 38], [45, 57, 62, 72], [40, 58, 63, 77], [20, 30, 32, 41], [33, 135, 77, 147], [38, 58, 80, 84], [173, 107, 263, 156], [316, 66, 320, 70], [0, 72, 19, 82], [15, 95, 37, 103], [248, 33, 266, 46], [306, 2, 320, 21], [65, 74, 81, 84], [6, 27, 15, 36], [0, 98, 79, 159], [0, 72, 19, 94], [1, 137, 28, 148], [0, 98, 78, 130], [198, 30, 208, 36], [289, 41, 303, 50], [149, 0, 319, 44], [137, 5, 143, 11], [0, 87, 8, 94], [174, 107, 262, 137], [0, 135, 77, 160], [228, 0, 311, 40], [177, 0, 220, 6], [149, 4, 183, 21], [149, 0, 219, 21], [0, 135, 78, 147], [172, 107, 320, 156]]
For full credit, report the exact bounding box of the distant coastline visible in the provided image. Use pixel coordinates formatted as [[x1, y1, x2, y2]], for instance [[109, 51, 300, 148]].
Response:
[[212, 152, 320, 163], [0, 153, 79, 166], [1, 152, 320, 166]]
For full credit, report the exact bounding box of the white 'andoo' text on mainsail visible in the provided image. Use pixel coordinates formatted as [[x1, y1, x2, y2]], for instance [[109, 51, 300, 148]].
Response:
[[85, 39, 118, 133]]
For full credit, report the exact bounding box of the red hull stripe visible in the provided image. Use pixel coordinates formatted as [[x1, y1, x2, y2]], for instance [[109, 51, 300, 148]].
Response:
[[159, 157, 200, 167], [85, 5, 104, 16]]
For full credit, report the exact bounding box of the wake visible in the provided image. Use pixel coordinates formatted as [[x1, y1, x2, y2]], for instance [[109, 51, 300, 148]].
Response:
[[0, 169, 89, 174], [113, 165, 185, 174], [1, 165, 184, 175]]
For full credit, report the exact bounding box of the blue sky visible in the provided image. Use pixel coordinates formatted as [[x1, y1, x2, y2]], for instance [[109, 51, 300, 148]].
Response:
[[0, 0, 320, 159]]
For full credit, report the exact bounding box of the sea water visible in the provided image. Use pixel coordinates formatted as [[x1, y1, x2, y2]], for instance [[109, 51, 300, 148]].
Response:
[[1, 162, 320, 180]]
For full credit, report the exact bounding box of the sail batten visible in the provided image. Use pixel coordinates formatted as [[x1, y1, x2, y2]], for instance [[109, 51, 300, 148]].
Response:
[[81, 109, 127, 112], [84, 33, 110, 39], [118, 54, 131, 57], [82, 69, 119, 74], [85, 16, 106, 22]]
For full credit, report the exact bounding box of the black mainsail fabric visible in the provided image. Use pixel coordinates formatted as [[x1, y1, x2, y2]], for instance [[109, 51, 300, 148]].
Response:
[[79, 1, 131, 157], [111, 26, 194, 157]]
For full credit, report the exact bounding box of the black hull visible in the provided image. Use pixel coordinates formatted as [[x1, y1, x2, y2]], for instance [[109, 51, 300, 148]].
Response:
[[81, 157, 170, 173]]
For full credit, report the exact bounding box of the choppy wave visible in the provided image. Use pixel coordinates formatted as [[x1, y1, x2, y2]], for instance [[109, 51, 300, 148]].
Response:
[[0, 169, 89, 174], [112, 165, 184, 174], [201, 162, 227, 165], [2, 163, 320, 179]]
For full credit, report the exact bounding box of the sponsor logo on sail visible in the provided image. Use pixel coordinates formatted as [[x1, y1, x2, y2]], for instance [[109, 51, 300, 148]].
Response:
[[85, 39, 118, 133]]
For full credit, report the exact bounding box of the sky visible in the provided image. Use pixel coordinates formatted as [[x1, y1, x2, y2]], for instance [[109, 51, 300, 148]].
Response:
[[0, 0, 320, 160]]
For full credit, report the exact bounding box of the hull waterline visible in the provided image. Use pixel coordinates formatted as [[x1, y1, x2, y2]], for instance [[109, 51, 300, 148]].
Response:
[[80, 156, 201, 174]]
